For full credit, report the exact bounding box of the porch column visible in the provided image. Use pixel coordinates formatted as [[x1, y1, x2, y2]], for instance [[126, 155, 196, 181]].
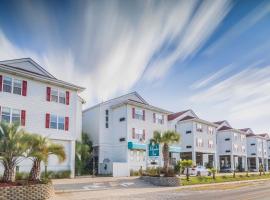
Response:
[[244, 156, 248, 171], [256, 157, 259, 171], [192, 151, 196, 166], [215, 153, 218, 170], [231, 155, 234, 171], [265, 159, 269, 172]]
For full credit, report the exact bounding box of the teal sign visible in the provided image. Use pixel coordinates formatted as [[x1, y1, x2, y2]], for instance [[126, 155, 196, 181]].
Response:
[[148, 144, 159, 157]]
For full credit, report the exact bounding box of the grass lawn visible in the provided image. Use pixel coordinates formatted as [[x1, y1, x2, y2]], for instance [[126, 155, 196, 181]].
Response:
[[181, 173, 270, 185]]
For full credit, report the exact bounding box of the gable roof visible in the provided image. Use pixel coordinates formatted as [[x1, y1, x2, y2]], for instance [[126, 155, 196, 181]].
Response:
[[217, 126, 233, 131], [179, 116, 195, 121], [168, 109, 198, 121], [0, 58, 55, 79], [239, 128, 254, 134], [0, 58, 84, 91], [213, 120, 226, 125]]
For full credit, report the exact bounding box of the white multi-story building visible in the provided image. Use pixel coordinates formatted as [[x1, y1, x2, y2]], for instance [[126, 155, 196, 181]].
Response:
[[240, 128, 269, 172], [168, 110, 218, 168], [214, 121, 247, 172], [82, 92, 181, 175], [0, 58, 84, 177]]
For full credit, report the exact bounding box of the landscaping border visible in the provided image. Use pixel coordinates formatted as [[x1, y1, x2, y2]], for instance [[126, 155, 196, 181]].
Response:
[[0, 183, 54, 200], [141, 176, 180, 187]]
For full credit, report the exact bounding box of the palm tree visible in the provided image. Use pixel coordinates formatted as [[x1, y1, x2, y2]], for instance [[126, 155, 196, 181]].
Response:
[[209, 168, 217, 180], [27, 134, 66, 181], [180, 159, 193, 181], [75, 133, 92, 176], [0, 122, 29, 182], [150, 130, 180, 175]]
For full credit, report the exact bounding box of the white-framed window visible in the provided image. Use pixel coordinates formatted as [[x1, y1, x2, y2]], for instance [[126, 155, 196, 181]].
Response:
[[136, 151, 140, 162], [105, 109, 109, 128], [155, 113, 163, 124], [51, 89, 58, 103], [3, 76, 12, 93], [242, 146, 246, 153], [135, 108, 144, 120], [233, 144, 238, 152], [59, 91, 66, 104], [13, 79, 22, 95], [196, 123, 203, 132], [196, 138, 203, 147], [208, 140, 214, 148], [240, 134, 245, 141], [135, 129, 144, 141], [234, 133, 238, 140], [50, 115, 57, 129], [1, 107, 11, 123], [58, 116, 65, 130], [208, 126, 214, 135], [12, 109, 21, 124]]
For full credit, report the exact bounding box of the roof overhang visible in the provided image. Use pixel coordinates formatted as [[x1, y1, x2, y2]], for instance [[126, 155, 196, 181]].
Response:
[[0, 65, 85, 92], [111, 99, 172, 114], [177, 117, 219, 127]]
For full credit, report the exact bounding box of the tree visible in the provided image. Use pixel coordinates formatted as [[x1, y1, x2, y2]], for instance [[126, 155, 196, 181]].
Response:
[[180, 159, 193, 181], [150, 130, 180, 175], [27, 134, 66, 181], [0, 122, 29, 182], [259, 163, 264, 176], [209, 168, 217, 180], [75, 133, 92, 175]]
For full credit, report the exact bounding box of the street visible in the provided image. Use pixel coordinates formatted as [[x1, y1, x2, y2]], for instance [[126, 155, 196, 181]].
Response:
[[53, 177, 270, 200]]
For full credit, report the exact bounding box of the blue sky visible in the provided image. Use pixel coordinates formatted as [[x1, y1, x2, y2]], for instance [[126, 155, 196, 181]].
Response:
[[0, 0, 270, 133]]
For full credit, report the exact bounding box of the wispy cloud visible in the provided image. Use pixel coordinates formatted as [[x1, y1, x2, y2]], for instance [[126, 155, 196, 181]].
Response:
[[190, 62, 270, 132], [204, 0, 270, 56], [0, 0, 232, 106]]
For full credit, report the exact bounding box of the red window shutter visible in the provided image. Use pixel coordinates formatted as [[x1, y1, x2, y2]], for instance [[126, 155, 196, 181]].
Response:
[[45, 113, 50, 128], [143, 110, 145, 121], [132, 108, 135, 119], [66, 91, 70, 105], [153, 113, 156, 123], [46, 87, 51, 101], [0, 75, 2, 92], [132, 128, 135, 139], [65, 117, 69, 131], [22, 80, 27, 96], [143, 129, 146, 140], [21, 110, 26, 126]]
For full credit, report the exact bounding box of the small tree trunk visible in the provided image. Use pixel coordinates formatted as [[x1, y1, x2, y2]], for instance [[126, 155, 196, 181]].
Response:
[[213, 172, 215, 180], [2, 161, 16, 183], [162, 144, 169, 175], [187, 168, 189, 181], [29, 159, 41, 181]]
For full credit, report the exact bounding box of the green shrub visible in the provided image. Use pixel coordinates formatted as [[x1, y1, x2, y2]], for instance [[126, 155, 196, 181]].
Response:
[[145, 167, 161, 177], [41, 170, 71, 179], [130, 170, 140, 176], [16, 172, 29, 180]]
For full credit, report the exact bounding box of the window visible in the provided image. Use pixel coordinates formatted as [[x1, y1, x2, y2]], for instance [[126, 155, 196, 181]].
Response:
[[208, 127, 214, 135], [234, 133, 238, 140], [59, 92, 66, 104], [251, 153, 256, 156], [226, 150, 231, 153], [242, 146, 246, 153], [12, 109, 21, 124], [13, 79, 22, 95], [196, 123, 203, 132], [155, 113, 163, 124], [1, 107, 11, 123], [50, 115, 57, 129], [119, 117, 125, 122], [225, 138, 230, 141], [105, 109, 109, 128], [251, 143, 255, 146], [119, 137, 125, 142], [136, 151, 140, 162], [135, 108, 144, 120], [51, 90, 58, 102], [186, 145, 192, 148], [240, 134, 245, 141], [130, 151, 134, 161], [196, 138, 203, 147], [186, 130, 192, 134], [208, 140, 214, 148], [3, 76, 12, 93], [58, 116, 65, 130], [135, 129, 144, 141], [233, 144, 238, 152]]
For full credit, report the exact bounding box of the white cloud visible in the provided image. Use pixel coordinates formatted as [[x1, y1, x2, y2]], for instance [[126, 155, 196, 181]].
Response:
[[190, 63, 270, 132], [144, 0, 232, 81]]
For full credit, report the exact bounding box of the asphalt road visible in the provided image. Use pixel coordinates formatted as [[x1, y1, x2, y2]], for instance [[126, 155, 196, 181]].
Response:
[[54, 178, 270, 200]]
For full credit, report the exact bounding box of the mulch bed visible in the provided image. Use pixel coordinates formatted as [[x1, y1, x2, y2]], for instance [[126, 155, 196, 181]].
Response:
[[0, 180, 42, 188]]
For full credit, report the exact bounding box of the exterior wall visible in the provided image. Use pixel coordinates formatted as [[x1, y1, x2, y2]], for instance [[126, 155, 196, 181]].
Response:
[[174, 121, 194, 152], [0, 71, 82, 177]]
